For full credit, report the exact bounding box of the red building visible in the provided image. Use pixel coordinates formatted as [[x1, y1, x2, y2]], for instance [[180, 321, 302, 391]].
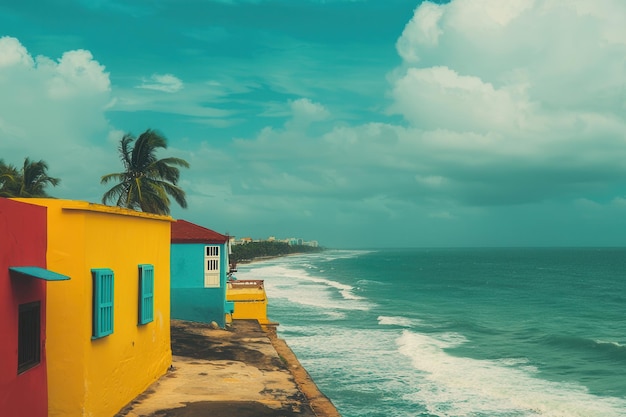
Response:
[[0, 199, 68, 417]]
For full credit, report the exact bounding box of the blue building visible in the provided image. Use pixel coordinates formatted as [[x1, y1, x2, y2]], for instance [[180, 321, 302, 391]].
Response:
[[170, 220, 234, 327]]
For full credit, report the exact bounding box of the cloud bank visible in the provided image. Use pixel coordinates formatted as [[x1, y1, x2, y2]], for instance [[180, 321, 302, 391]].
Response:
[[223, 0, 626, 211], [183, 0, 626, 246], [3, 0, 626, 247], [0, 36, 113, 200]]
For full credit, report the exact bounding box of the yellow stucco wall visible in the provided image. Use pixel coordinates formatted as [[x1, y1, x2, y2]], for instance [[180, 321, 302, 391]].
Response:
[[16, 199, 173, 417], [226, 286, 270, 325]]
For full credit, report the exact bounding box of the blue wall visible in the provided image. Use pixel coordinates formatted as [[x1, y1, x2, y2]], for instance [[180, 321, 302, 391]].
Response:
[[170, 243, 233, 327]]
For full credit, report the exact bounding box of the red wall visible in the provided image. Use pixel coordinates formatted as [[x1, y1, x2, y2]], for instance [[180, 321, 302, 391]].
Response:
[[0, 199, 48, 417]]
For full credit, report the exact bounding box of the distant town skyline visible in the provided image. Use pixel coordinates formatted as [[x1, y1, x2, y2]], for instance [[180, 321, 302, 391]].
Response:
[[232, 235, 319, 248], [2, 0, 626, 248]]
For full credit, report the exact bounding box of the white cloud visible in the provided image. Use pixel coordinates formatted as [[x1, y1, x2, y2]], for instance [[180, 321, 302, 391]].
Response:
[[391, 66, 532, 132], [284, 98, 330, 129], [385, 0, 626, 199], [290, 98, 329, 120], [45, 50, 111, 98], [0, 36, 34, 67], [448, 0, 534, 30], [138, 73, 184, 93], [396, 2, 444, 62], [220, 0, 626, 219], [0, 37, 115, 202], [394, 0, 626, 112], [111, 75, 243, 125], [4, 1, 626, 248]]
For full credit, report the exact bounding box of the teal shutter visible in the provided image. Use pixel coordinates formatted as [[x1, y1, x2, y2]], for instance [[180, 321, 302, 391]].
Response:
[[92, 269, 114, 339], [138, 264, 154, 325]]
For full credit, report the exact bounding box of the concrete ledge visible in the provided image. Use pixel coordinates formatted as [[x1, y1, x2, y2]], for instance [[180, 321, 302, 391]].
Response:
[[115, 319, 341, 417], [263, 325, 342, 417]]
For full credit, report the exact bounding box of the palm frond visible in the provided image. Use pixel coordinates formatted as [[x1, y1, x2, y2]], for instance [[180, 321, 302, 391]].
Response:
[[119, 134, 135, 171], [100, 172, 126, 184], [101, 128, 189, 214]]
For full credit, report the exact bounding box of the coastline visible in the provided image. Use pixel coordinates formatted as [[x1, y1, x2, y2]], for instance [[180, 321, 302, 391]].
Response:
[[235, 252, 307, 265], [116, 319, 341, 417]]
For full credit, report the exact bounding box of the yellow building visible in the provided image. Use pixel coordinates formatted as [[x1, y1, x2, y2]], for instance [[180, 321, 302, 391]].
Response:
[[14, 199, 173, 417], [226, 279, 272, 325]]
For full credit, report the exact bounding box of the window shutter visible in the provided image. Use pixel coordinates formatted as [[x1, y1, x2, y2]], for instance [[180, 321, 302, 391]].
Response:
[[92, 268, 114, 339], [138, 264, 154, 325]]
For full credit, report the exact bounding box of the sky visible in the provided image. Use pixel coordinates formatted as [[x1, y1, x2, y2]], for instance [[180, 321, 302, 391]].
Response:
[[1, 0, 626, 249]]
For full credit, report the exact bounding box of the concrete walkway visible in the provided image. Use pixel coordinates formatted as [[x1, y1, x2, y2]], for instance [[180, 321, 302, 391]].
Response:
[[116, 320, 341, 417]]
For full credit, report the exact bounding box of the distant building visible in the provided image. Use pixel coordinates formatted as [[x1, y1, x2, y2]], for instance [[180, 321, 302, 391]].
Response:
[[226, 279, 272, 325], [170, 220, 234, 327], [232, 235, 320, 247]]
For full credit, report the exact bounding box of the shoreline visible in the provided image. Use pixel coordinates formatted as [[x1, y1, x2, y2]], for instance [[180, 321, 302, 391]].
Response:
[[235, 252, 306, 265], [116, 319, 341, 417]]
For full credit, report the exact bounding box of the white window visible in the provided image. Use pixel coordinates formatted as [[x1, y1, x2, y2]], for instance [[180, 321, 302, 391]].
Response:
[[204, 245, 220, 288]]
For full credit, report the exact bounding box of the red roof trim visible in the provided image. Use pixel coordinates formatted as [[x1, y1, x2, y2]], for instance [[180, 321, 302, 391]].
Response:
[[171, 219, 228, 244]]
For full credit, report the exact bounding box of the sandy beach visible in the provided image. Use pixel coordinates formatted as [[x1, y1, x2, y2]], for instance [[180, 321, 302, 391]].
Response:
[[116, 319, 340, 417]]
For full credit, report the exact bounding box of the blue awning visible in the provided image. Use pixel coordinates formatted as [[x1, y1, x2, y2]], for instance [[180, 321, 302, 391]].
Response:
[[9, 266, 70, 281]]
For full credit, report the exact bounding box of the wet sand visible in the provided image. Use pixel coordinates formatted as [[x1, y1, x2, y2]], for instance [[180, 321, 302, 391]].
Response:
[[116, 319, 341, 417]]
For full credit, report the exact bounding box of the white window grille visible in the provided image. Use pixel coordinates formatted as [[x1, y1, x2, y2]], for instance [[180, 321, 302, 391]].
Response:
[[204, 245, 220, 287]]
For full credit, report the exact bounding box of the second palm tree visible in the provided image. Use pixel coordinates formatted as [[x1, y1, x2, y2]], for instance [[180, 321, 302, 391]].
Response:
[[101, 129, 190, 215]]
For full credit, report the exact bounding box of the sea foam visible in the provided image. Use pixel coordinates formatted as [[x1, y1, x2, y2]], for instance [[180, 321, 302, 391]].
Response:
[[397, 330, 626, 417], [240, 263, 373, 312], [377, 315, 420, 327]]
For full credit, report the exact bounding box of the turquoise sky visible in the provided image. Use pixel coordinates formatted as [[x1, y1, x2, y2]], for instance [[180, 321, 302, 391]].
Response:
[[2, 0, 626, 248]]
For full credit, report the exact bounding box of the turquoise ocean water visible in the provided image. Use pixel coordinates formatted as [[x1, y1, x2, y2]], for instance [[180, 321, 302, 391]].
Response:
[[236, 248, 626, 417]]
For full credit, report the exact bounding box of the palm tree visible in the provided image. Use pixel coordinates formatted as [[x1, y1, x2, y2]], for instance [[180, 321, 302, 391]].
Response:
[[0, 158, 60, 197], [101, 129, 190, 215], [0, 159, 18, 197]]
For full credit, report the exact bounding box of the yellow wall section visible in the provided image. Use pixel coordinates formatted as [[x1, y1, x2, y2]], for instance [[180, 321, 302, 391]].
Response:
[[16, 199, 173, 417], [226, 287, 270, 325]]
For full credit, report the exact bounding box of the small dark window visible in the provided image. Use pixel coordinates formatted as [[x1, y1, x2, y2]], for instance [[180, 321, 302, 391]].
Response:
[[18, 301, 41, 374]]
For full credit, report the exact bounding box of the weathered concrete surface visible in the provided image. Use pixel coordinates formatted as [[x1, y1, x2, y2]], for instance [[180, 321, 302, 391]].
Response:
[[264, 326, 342, 417], [115, 320, 341, 417]]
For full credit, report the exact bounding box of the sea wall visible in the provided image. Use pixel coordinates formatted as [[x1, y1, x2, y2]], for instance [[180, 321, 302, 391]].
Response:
[[263, 325, 342, 417]]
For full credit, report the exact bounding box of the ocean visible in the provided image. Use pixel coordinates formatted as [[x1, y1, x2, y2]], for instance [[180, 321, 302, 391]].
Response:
[[235, 248, 626, 417]]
